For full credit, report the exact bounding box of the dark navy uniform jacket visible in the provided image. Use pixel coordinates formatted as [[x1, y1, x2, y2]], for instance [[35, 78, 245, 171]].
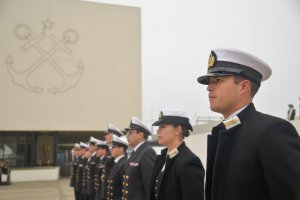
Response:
[[86, 153, 98, 196], [206, 103, 300, 200], [75, 156, 88, 193], [95, 156, 106, 200], [123, 142, 156, 200], [100, 155, 114, 200], [107, 156, 127, 200], [150, 142, 205, 200], [70, 156, 79, 187]]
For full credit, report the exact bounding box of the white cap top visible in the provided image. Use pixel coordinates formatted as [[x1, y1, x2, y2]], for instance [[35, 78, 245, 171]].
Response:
[[126, 116, 152, 135], [161, 109, 188, 118], [214, 48, 272, 81], [89, 136, 100, 145], [108, 123, 124, 137], [79, 142, 89, 149], [96, 139, 107, 147], [112, 134, 128, 147], [197, 48, 272, 85], [152, 109, 193, 131]]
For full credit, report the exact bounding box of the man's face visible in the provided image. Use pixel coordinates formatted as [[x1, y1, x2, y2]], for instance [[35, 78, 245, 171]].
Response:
[[104, 133, 113, 144], [85, 150, 92, 158], [126, 129, 142, 148], [96, 148, 106, 157], [77, 149, 85, 156], [88, 144, 96, 153], [74, 149, 79, 157], [110, 146, 120, 158], [206, 76, 245, 118]]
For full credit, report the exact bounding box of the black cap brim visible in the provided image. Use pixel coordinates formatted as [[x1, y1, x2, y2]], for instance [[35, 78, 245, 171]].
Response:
[[125, 127, 151, 136], [197, 73, 232, 85]]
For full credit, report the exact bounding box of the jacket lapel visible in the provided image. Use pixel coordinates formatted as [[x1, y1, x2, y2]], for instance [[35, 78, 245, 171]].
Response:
[[210, 103, 256, 190], [156, 143, 184, 197], [109, 157, 124, 178], [130, 142, 147, 160], [124, 142, 147, 172]]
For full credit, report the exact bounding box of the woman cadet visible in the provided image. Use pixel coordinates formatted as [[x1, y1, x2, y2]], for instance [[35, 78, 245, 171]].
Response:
[[149, 109, 205, 200]]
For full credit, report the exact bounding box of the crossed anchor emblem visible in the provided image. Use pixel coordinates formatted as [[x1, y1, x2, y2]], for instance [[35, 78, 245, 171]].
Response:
[[5, 18, 84, 94]]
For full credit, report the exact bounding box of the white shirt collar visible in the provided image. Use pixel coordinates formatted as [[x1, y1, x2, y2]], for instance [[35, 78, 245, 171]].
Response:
[[100, 155, 105, 160], [134, 141, 145, 152], [225, 104, 249, 120], [114, 155, 125, 163]]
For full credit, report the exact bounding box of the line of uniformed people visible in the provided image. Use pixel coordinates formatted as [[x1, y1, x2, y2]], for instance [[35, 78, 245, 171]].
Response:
[[69, 48, 300, 200], [70, 114, 205, 200]]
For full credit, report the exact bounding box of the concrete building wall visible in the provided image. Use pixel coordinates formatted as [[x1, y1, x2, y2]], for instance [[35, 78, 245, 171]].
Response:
[[0, 0, 141, 131]]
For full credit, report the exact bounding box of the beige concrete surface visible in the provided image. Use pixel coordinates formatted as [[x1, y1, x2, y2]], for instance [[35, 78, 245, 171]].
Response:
[[0, 178, 74, 200]]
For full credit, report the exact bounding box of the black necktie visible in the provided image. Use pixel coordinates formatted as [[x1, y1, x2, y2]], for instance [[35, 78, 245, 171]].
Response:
[[130, 151, 135, 159]]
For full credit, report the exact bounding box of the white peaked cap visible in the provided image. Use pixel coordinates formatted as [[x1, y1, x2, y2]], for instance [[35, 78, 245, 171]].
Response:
[[197, 48, 272, 85], [160, 109, 188, 118], [152, 109, 193, 131], [112, 134, 128, 147], [96, 139, 108, 147], [79, 142, 89, 149], [89, 136, 100, 145], [107, 123, 124, 137], [125, 116, 152, 136]]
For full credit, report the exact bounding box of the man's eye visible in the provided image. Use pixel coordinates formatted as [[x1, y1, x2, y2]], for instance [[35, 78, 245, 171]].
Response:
[[210, 78, 223, 84], [159, 125, 166, 129]]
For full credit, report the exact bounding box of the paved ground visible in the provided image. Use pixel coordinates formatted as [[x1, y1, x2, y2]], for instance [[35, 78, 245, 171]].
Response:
[[0, 178, 74, 200]]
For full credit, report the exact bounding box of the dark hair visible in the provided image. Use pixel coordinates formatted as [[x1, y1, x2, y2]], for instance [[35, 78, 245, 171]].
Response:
[[99, 146, 108, 151], [181, 126, 190, 138], [117, 144, 128, 152], [136, 130, 148, 140], [233, 75, 260, 97], [173, 124, 190, 139]]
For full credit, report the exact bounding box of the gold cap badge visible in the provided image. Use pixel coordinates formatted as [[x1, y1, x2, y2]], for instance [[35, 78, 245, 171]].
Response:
[[159, 111, 163, 119], [208, 51, 216, 69]]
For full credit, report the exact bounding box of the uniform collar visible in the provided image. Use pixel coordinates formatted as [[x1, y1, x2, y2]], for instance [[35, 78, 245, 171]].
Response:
[[222, 104, 249, 130], [133, 140, 145, 152], [167, 148, 179, 159], [114, 155, 125, 163], [224, 104, 249, 120], [160, 142, 185, 158]]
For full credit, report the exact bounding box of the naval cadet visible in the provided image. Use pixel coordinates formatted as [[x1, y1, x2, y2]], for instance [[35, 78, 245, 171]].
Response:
[[86, 137, 100, 200], [107, 135, 128, 200], [94, 140, 109, 200], [149, 109, 205, 200], [83, 143, 93, 200], [70, 143, 80, 200], [75, 142, 89, 200], [105, 124, 124, 146], [197, 48, 300, 200], [123, 117, 157, 200], [100, 124, 124, 200]]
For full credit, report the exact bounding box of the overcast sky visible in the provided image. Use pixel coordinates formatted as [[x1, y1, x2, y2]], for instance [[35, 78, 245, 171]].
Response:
[[86, 0, 300, 125]]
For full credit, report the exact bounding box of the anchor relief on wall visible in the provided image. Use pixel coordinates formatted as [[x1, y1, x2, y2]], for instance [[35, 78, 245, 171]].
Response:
[[5, 18, 85, 94]]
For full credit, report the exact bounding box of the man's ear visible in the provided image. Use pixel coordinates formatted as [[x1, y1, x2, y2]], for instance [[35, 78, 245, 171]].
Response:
[[239, 79, 251, 94]]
